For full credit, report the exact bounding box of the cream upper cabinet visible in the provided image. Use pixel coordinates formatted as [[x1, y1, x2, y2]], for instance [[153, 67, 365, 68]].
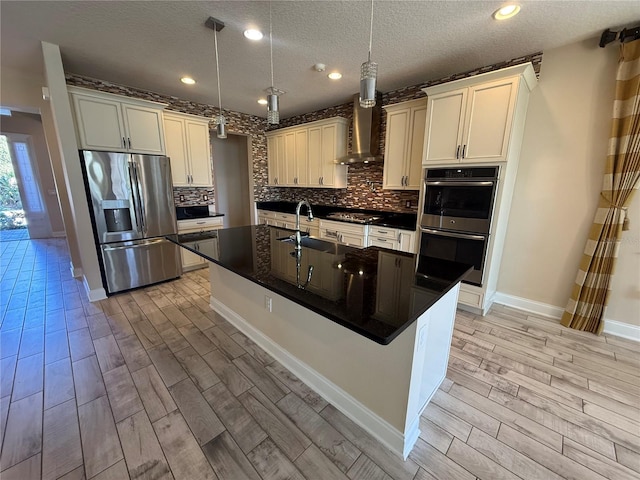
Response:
[[163, 111, 212, 187], [69, 86, 166, 155], [267, 117, 348, 189], [383, 98, 427, 190], [267, 133, 286, 186], [422, 65, 534, 165]]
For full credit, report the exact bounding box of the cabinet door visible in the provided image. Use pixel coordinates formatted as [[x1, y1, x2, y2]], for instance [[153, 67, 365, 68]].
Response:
[[382, 109, 410, 190], [186, 120, 213, 186], [267, 136, 278, 185], [339, 232, 366, 247], [398, 230, 416, 253], [423, 88, 466, 165], [72, 94, 127, 151], [406, 105, 427, 189], [181, 246, 205, 270], [164, 116, 189, 186], [121, 104, 165, 154], [307, 127, 322, 186], [462, 78, 517, 163], [320, 124, 337, 186], [284, 131, 297, 186], [275, 135, 286, 187], [295, 129, 308, 186]]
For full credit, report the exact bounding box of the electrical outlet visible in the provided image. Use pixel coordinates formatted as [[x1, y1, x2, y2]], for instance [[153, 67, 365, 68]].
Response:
[[179, 195, 185, 202], [405, 200, 411, 208], [331, 195, 337, 204], [264, 295, 273, 312], [203, 194, 208, 201]]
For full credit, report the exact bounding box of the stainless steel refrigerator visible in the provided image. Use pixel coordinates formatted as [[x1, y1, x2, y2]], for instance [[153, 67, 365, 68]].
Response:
[[80, 150, 181, 294]]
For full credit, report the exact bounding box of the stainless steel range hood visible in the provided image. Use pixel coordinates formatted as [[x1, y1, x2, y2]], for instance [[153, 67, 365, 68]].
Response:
[[336, 92, 383, 164]]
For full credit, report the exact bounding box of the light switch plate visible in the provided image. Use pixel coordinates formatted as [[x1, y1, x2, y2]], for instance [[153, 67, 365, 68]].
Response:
[[203, 194, 208, 201]]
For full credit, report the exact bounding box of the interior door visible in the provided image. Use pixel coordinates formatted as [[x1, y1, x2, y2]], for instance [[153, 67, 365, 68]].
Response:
[[3, 133, 51, 238]]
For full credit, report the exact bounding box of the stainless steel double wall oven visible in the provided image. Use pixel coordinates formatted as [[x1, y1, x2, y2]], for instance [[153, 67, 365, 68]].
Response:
[[419, 167, 499, 286]]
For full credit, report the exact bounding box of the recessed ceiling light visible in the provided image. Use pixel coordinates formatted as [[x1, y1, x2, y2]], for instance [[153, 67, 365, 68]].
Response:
[[257, 98, 268, 105], [181, 77, 196, 85], [244, 29, 263, 41], [328, 72, 342, 80], [493, 4, 521, 20]]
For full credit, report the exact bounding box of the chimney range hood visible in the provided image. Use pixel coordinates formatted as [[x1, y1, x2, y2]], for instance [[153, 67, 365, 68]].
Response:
[[336, 92, 383, 164]]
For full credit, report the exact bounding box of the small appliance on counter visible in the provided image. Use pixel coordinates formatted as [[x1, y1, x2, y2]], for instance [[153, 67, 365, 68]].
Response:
[[80, 150, 181, 294]]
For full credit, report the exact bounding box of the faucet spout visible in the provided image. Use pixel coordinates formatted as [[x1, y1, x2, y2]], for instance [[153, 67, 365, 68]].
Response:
[[294, 200, 313, 250]]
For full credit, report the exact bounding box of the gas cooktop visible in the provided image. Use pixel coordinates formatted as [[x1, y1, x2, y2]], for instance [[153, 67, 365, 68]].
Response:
[[325, 212, 383, 224]]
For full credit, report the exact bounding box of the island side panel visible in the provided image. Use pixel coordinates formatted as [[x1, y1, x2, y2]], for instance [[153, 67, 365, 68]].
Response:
[[208, 262, 416, 448]]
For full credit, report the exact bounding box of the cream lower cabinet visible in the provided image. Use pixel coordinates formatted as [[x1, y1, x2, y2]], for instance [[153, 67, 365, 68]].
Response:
[[164, 112, 212, 187], [267, 117, 348, 188], [383, 99, 427, 190], [177, 217, 223, 271], [257, 210, 319, 236], [319, 220, 367, 247], [69, 86, 166, 154], [422, 63, 536, 165], [368, 225, 416, 254]]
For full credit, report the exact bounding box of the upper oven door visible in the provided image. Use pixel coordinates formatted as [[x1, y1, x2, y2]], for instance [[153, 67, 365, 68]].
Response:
[[421, 179, 496, 233]]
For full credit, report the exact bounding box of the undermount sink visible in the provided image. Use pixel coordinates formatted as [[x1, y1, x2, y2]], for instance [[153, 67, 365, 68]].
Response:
[[279, 236, 354, 255]]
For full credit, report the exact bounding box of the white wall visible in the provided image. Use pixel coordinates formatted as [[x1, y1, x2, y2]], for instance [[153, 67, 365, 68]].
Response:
[[498, 39, 640, 327], [0, 65, 83, 272]]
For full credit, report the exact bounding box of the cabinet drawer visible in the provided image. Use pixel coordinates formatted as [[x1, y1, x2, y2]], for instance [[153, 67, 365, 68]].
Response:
[[458, 287, 483, 308], [369, 226, 397, 240], [319, 219, 367, 236], [178, 217, 223, 231]]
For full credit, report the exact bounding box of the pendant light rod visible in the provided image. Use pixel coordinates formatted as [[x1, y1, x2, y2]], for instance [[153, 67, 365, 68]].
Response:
[[214, 26, 223, 113], [269, 1, 274, 87], [367, 0, 374, 61], [206, 16, 227, 138]]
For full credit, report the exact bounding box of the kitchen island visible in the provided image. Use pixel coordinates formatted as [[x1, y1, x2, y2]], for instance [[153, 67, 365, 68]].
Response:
[[167, 225, 471, 458]]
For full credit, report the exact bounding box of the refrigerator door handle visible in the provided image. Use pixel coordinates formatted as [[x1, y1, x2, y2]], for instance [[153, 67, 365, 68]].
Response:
[[131, 162, 146, 234], [128, 161, 142, 232]]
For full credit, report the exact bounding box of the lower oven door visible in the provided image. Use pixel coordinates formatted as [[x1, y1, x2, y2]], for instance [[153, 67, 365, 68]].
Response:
[[419, 228, 487, 286]]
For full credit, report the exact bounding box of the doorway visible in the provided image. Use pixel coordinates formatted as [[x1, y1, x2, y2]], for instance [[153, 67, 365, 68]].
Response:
[[211, 133, 253, 227], [0, 133, 52, 239]]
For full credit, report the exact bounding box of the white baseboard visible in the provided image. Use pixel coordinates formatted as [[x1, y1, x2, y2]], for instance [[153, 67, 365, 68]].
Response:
[[602, 319, 640, 342], [493, 291, 640, 342], [83, 276, 106, 302], [210, 296, 412, 459], [52, 231, 66, 238], [70, 261, 83, 279], [492, 292, 564, 319]]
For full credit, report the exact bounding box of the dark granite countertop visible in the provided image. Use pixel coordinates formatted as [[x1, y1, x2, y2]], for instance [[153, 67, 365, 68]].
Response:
[[176, 206, 225, 220], [167, 225, 471, 345], [256, 201, 417, 231]]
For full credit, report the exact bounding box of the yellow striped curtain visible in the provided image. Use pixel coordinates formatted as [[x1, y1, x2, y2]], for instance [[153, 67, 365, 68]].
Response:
[[561, 40, 640, 334]]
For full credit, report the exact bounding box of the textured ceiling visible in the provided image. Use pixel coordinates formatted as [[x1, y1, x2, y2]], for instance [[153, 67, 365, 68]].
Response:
[[1, 1, 639, 119]]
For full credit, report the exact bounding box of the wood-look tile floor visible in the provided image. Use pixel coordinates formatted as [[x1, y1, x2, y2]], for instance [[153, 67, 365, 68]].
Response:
[[1, 238, 639, 479]]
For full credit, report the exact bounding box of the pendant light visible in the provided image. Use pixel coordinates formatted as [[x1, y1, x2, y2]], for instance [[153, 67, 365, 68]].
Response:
[[266, 1, 284, 124], [360, 0, 377, 108], [206, 17, 227, 138]]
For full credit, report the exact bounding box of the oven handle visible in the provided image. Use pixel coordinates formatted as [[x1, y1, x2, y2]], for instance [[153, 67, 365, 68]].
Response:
[[420, 228, 486, 241], [425, 181, 495, 187]]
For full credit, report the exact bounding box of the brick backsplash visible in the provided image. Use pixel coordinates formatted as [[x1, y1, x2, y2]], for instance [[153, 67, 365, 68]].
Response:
[[66, 51, 542, 215]]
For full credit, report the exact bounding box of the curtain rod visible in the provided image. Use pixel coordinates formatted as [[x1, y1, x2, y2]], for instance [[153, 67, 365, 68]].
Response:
[[599, 25, 640, 48]]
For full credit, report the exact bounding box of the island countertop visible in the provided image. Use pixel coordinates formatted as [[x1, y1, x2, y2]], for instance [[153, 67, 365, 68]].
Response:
[[167, 225, 471, 345]]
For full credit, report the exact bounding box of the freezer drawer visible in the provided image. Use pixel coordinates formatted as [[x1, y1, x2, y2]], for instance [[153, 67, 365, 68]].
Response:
[[101, 238, 181, 294]]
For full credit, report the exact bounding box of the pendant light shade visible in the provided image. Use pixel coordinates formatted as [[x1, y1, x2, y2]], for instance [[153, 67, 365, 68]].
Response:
[[207, 16, 227, 138], [359, 0, 377, 108], [266, 1, 284, 124]]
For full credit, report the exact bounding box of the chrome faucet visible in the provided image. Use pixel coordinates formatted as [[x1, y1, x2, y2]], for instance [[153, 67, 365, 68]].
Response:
[[293, 200, 313, 250]]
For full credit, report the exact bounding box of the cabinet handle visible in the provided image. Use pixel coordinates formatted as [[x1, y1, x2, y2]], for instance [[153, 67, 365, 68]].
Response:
[[398, 233, 401, 243], [378, 238, 387, 242], [128, 137, 132, 149], [320, 176, 323, 185], [456, 145, 460, 159], [122, 137, 126, 148], [462, 145, 467, 159], [377, 230, 388, 234]]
